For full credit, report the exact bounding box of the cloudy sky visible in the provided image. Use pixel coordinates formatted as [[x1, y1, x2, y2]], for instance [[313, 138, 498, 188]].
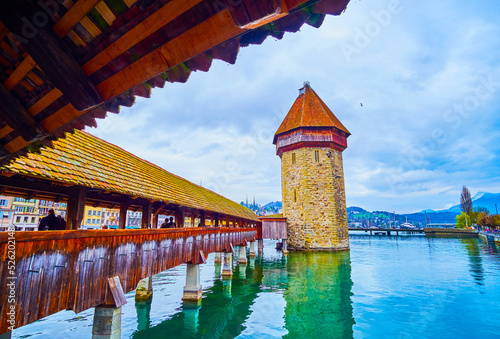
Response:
[[87, 0, 500, 214]]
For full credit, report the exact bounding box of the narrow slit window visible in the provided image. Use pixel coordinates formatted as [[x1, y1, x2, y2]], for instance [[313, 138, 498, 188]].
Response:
[[294, 189, 297, 202], [314, 150, 320, 162], [292, 153, 296, 164]]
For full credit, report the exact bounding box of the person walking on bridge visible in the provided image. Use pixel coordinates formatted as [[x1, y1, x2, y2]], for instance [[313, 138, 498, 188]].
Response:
[[38, 209, 60, 231]]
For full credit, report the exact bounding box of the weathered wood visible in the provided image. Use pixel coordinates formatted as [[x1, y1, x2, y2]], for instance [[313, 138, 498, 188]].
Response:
[[96, 10, 246, 101], [53, 0, 103, 38], [141, 200, 152, 229], [107, 276, 127, 307], [83, 0, 203, 75], [0, 227, 257, 333], [176, 207, 186, 228], [118, 198, 130, 229], [0, 84, 46, 143], [224, 0, 288, 29], [262, 219, 287, 239], [66, 185, 88, 229], [0, 2, 103, 111], [3, 56, 36, 91]]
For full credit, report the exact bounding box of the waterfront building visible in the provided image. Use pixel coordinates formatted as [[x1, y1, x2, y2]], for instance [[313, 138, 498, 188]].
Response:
[[38, 199, 67, 218], [82, 206, 105, 229], [12, 197, 39, 231], [274, 83, 350, 251], [102, 208, 120, 228], [0, 196, 14, 231]]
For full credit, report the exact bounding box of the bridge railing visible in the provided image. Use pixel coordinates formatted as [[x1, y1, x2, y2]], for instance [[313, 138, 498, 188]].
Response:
[[0, 227, 257, 333]]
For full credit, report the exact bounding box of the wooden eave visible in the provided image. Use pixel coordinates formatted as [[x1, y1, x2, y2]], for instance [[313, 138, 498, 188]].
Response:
[[0, 0, 350, 165]]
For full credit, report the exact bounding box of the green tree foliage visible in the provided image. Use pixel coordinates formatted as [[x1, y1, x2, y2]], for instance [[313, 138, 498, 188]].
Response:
[[478, 214, 500, 227], [456, 212, 471, 229]]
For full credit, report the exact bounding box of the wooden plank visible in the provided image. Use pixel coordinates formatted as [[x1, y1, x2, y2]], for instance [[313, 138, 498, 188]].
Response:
[[0, 125, 13, 139], [83, 0, 203, 75], [27, 88, 63, 117], [53, 0, 103, 37], [3, 56, 36, 91], [97, 10, 246, 101], [95, 2, 116, 26], [40, 104, 90, 133]]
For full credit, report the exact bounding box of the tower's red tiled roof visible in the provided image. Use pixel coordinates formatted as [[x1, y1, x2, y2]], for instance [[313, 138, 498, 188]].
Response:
[[274, 83, 350, 143]]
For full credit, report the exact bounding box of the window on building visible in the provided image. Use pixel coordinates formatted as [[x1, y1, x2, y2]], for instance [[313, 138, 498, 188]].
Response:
[[292, 153, 296, 164], [88, 210, 92, 216], [97, 211, 101, 216], [31, 217, 36, 223], [16, 216, 20, 223], [314, 150, 320, 162], [0, 199, 7, 206], [87, 218, 91, 224], [93, 210, 97, 216], [23, 217, 28, 223]]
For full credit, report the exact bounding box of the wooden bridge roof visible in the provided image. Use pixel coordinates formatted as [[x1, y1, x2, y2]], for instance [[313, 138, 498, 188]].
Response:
[[0, 0, 350, 165], [273, 82, 350, 144], [0, 130, 259, 221]]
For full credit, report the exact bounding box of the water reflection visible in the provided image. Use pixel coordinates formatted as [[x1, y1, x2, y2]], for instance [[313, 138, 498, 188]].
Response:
[[135, 299, 152, 331], [284, 251, 354, 339], [461, 238, 485, 286]]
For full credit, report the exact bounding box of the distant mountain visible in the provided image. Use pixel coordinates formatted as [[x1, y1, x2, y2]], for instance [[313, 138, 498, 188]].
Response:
[[439, 192, 500, 214], [263, 201, 282, 209]]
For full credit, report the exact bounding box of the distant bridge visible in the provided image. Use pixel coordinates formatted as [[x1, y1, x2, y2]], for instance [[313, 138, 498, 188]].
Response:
[[348, 228, 424, 235]]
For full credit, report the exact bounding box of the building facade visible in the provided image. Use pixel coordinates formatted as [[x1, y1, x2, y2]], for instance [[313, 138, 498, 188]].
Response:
[[274, 83, 350, 251]]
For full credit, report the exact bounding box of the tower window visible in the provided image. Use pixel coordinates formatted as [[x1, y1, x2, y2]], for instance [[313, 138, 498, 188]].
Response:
[[294, 189, 297, 202], [314, 150, 320, 162], [292, 153, 296, 164]]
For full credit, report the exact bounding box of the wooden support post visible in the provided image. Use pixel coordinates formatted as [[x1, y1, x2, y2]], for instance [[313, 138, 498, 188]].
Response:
[[152, 213, 159, 229], [0, 3, 103, 111], [118, 198, 130, 229], [200, 210, 205, 227], [66, 185, 87, 230], [176, 207, 185, 228], [141, 201, 152, 229], [190, 214, 195, 228], [215, 213, 220, 227]]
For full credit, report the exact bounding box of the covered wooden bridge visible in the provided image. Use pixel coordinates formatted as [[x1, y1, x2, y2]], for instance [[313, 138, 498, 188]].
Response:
[[0, 130, 261, 336]]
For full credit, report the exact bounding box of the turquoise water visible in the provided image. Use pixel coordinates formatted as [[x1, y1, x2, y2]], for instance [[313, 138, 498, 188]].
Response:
[[13, 235, 500, 338]]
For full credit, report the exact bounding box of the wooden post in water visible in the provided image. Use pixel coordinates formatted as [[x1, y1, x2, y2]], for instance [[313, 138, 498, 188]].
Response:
[[66, 185, 87, 229], [238, 245, 247, 265]]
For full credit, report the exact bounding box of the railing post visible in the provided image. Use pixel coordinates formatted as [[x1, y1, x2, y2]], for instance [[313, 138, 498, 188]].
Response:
[[66, 185, 87, 229], [141, 201, 152, 229], [118, 197, 130, 229]]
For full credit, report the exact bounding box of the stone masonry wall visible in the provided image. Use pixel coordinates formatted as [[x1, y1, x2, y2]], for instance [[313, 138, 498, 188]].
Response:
[[281, 147, 349, 250]]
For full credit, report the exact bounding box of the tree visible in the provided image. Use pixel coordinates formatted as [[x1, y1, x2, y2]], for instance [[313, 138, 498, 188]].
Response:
[[460, 186, 473, 219], [456, 212, 471, 229]]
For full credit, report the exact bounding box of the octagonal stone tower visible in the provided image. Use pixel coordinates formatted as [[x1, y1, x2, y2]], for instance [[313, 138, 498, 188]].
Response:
[[273, 82, 350, 251]]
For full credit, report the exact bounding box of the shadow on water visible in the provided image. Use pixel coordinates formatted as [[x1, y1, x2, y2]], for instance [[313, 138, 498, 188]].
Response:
[[284, 250, 354, 339], [131, 250, 354, 339]]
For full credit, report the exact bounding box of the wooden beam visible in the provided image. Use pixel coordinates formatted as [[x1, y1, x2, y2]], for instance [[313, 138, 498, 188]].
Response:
[[0, 175, 69, 195], [0, 2, 103, 111], [97, 10, 246, 101], [200, 210, 205, 227], [53, 0, 103, 38], [176, 207, 185, 228], [66, 185, 87, 230], [118, 197, 130, 229], [152, 213, 159, 229], [25, 190, 37, 200], [83, 0, 203, 75], [3, 56, 36, 90], [0, 84, 46, 143], [215, 213, 219, 227], [141, 201, 152, 229]]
